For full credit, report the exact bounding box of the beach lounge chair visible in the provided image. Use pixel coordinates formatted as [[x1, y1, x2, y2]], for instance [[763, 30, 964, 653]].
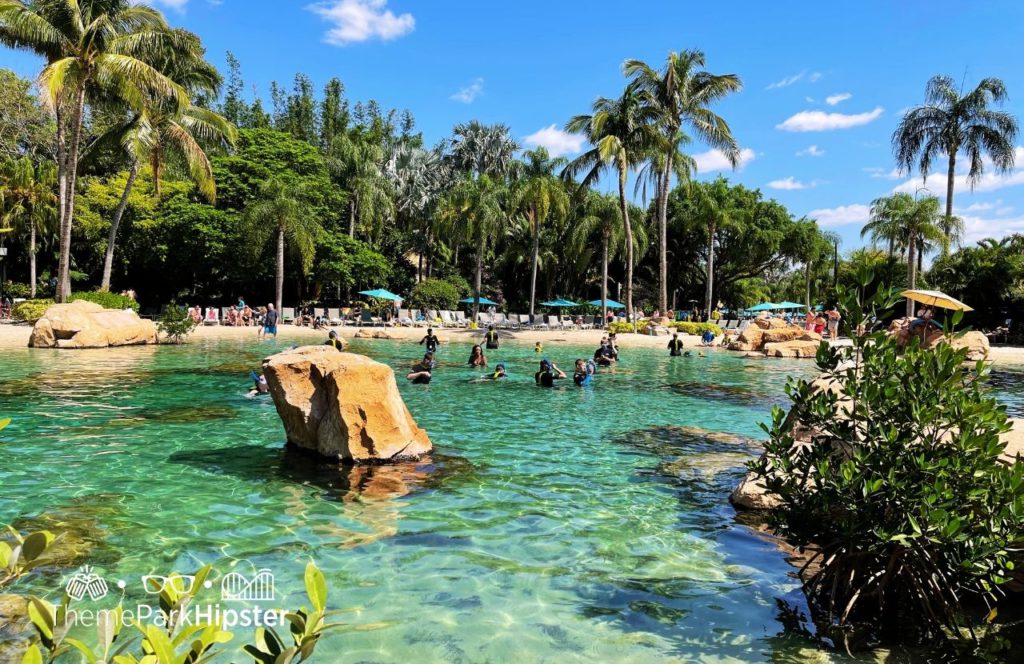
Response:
[[547, 315, 562, 330], [531, 314, 548, 330], [518, 314, 532, 328], [359, 310, 381, 326], [726, 319, 739, 330], [493, 313, 508, 328], [328, 308, 343, 326], [737, 320, 751, 333], [505, 313, 520, 329], [203, 307, 220, 325], [477, 313, 491, 327], [454, 311, 469, 327], [281, 308, 295, 324], [580, 315, 595, 330], [439, 310, 456, 327]]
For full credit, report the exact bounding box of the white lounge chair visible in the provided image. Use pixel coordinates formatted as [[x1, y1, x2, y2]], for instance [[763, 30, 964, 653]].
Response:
[[203, 307, 220, 326]]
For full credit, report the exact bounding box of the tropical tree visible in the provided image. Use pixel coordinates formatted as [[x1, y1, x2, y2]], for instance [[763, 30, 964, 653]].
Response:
[[625, 49, 742, 312], [791, 219, 839, 309], [512, 147, 569, 316], [0, 157, 57, 297], [893, 75, 1018, 223], [564, 83, 660, 322], [88, 28, 235, 291], [242, 177, 319, 313], [327, 129, 393, 242], [691, 177, 743, 314], [386, 143, 449, 280], [449, 121, 519, 180], [863, 192, 945, 315], [437, 175, 507, 319]]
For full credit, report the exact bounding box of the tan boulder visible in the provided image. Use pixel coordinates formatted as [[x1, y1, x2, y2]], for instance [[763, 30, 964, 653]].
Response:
[[28, 300, 157, 349], [262, 346, 431, 463], [354, 329, 396, 340], [762, 326, 805, 344], [754, 317, 787, 330], [999, 418, 1024, 463], [736, 325, 764, 348], [763, 339, 822, 358], [730, 473, 782, 510], [930, 330, 990, 361]]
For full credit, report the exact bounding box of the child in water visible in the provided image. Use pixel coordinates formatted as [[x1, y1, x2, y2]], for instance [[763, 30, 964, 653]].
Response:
[[247, 372, 269, 397], [534, 342, 543, 354]]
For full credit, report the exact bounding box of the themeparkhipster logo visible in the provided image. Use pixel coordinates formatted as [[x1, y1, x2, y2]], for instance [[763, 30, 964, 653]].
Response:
[[61, 564, 289, 629]]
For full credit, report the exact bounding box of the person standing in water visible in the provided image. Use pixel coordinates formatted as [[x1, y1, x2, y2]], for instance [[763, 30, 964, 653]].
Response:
[[468, 344, 488, 367], [260, 303, 278, 339], [668, 333, 684, 357], [325, 330, 345, 351], [484, 324, 500, 350], [407, 352, 435, 384], [535, 359, 566, 387], [420, 328, 440, 353]]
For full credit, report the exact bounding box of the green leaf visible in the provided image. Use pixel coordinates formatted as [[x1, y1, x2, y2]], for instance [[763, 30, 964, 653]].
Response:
[[64, 637, 99, 664], [20, 644, 43, 664], [21, 531, 53, 562], [28, 597, 55, 641], [0, 418, 11, 432], [304, 562, 327, 614], [0, 541, 11, 569]]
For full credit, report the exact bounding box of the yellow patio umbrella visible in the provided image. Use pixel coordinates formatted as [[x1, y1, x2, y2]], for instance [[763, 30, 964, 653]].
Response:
[[901, 289, 973, 312]]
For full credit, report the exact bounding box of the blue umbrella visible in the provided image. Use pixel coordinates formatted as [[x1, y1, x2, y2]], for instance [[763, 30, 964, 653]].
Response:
[[541, 298, 578, 307], [460, 296, 498, 306], [587, 299, 625, 309], [775, 301, 807, 310], [359, 288, 403, 301], [747, 302, 778, 312]]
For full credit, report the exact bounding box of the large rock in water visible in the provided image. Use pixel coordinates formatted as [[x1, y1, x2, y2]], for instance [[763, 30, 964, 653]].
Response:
[[262, 346, 432, 463], [29, 300, 157, 349]]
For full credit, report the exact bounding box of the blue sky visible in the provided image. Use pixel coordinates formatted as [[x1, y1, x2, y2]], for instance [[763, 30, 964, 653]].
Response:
[[4, 0, 1024, 251]]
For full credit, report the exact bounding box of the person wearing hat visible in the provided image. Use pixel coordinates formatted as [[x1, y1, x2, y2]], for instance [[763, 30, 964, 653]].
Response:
[[535, 359, 566, 387], [488, 363, 508, 380], [324, 330, 345, 351]]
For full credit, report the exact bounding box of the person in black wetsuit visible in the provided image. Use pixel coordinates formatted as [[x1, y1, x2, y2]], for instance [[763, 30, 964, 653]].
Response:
[[668, 333, 684, 357], [325, 330, 345, 351], [407, 352, 435, 384], [420, 328, 439, 353], [484, 325, 500, 350], [534, 359, 566, 387]]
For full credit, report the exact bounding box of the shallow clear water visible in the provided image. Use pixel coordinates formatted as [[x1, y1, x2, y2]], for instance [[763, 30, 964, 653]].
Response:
[[0, 337, 1020, 662]]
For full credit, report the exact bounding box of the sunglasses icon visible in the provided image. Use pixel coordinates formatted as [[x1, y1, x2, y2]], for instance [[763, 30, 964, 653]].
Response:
[[140, 574, 196, 595]]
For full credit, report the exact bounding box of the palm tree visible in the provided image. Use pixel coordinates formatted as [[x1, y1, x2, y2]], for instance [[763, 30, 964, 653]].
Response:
[[689, 178, 742, 315], [0, 0, 188, 301], [863, 192, 945, 315], [386, 143, 450, 279], [564, 83, 660, 322], [0, 157, 57, 297], [88, 28, 235, 291], [242, 177, 320, 313], [513, 147, 569, 316], [569, 191, 632, 323], [625, 50, 742, 312], [794, 219, 840, 309], [449, 121, 519, 179], [328, 130, 394, 242], [893, 75, 1018, 224], [437, 175, 507, 319]]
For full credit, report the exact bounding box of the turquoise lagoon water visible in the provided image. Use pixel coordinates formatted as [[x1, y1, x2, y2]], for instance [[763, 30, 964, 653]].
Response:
[[1, 337, 1022, 662]]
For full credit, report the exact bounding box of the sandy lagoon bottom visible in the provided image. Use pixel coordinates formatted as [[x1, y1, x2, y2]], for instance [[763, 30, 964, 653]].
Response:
[[2, 336, 1023, 662]]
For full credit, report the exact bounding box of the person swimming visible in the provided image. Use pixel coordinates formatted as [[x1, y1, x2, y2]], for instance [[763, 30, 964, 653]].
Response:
[[324, 330, 345, 351], [668, 333, 684, 357], [407, 352, 435, 384], [534, 341, 543, 354], [420, 328, 440, 353], [573, 358, 595, 386], [535, 359, 566, 387], [468, 344, 488, 367], [247, 371, 270, 397], [489, 363, 507, 380]]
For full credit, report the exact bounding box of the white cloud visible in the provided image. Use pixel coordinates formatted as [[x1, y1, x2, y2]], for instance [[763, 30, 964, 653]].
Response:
[[777, 107, 884, 132], [808, 72, 823, 83], [693, 147, 756, 173], [308, 0, 414, 46], [523, 125, 585, 158], [766, 71, 805, 90], [825, 92, 851, 106], [768, 177, 816, 190], [892, 170, 1024, 195], [806, 204, 871, 228], [797, 145, 824, 157], [450, 78, 484, 103], [960, 213, 1024, 244], [863, 166, 901, 179]]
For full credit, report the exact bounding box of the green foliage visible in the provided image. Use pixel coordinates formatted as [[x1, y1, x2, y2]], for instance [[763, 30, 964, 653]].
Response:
[[311, 233, 390, 296], [70, 291, 140, 312], [671, 321, 722, 336], [407, 278, 464, 311], [0, 526, 57, 590], [157, 305, 198, 344], [3, 282, 32, 298], [11, 299, 53, 322], [0, 68, 54, 161], [930, 234, 1024, 330], [243, 561, 335, 664], [753, 281, 1024, 644]]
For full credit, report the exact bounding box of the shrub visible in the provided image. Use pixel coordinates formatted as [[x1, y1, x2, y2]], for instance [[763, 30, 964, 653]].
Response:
[[11, 299, 53, 322], [70, 290, 140, 312], [671, 321, 722, 336], [2, 282, 31, 298], [606, 320, 643, 334], [157, 305, 198, 344], [753, 281, 1024, 645], [407, 278, 462, 311]]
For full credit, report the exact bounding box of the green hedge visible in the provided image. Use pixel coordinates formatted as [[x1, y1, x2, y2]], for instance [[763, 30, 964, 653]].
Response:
[[407, 278, 464, 311], [70, 291, 140, 312], [606, 320, 723, 336], [11, 299, 53, 322]]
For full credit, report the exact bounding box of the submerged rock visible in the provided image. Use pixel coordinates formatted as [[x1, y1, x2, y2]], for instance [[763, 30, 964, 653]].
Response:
[[263, 346, 432, 463], [0, 594, 32, 663], [29, 300, 157, 349]]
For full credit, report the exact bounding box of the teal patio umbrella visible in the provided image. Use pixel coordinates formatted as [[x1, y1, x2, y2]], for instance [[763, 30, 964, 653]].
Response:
[[359, 288, 403, 301], [747, 302, 778, 312], [775, 301, 806, 310], [541, 298, 578, 307], [587, 299, 625, 309], [460, 296, 498, 306]]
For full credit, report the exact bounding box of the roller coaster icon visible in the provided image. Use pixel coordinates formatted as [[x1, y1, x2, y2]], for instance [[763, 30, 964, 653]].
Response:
[[220, 568, 276, 602]]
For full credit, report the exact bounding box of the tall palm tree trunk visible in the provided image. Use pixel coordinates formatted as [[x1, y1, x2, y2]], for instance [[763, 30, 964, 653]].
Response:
[[151, 145, 163, 200], [29, 221, 37, 299], [275, 225, 285, 314], [601, 231, 609, 326], [57, 85, 88, 302], [704, 222, 716, 316], [944, 153, 957, 221], [55, 104, 67, 298], [907, 229, 917, 317], [658, 159, 672, 313], [529, 209, 539, 317], [472, 232, 485, 320], [617, 159, 634, 323], [101, 160, 139, 291], [349, 197, 357, 238]]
